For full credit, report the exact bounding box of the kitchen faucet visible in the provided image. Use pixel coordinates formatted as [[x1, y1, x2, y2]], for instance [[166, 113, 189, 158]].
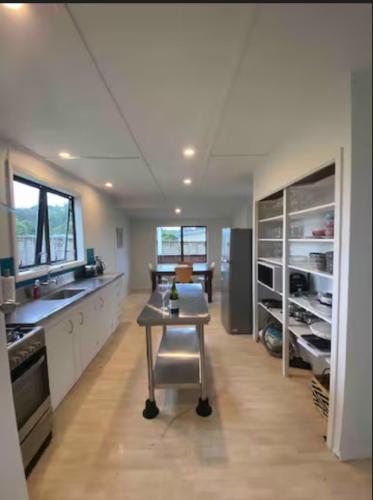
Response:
[[41, 269, 58, 286]]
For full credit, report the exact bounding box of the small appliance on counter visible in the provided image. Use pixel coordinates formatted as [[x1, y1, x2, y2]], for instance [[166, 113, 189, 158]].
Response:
[[95, 256, 106, 275], [290, 272, 308, 294], [84, 264, 98, 278], [6, 324, 53, 475], [318, 292, 333, 306]]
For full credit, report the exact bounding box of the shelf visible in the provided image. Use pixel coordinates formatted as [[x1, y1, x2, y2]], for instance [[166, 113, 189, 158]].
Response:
[[258, 238, 283, 242], [154, 326, 200, 388], [297, 336, 330, 358], [288, 202, 335, 218], [257, 280, 283, 295], [258, 215, 283, 223], [258, 302, 313, 338], [289, 239, 334, 243], [288, 263, 333, 279], [289, 295, 332, 324], [258, 302, 283, 323], [258, 257, 283, 266]]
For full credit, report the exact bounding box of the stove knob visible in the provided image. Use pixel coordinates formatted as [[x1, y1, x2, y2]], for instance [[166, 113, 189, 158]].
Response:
[[10, 356, 21, 369], [17, 350, 28, 361]]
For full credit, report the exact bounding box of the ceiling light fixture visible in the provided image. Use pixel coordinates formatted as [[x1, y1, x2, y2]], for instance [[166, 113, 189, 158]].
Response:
[[58, 151, 72, 159], [183, 178, 192, 185], [105, 182, 113, 188], [3, 3, 24, 9], [183, 147, 195, 158], [175, 207, 182, 214]]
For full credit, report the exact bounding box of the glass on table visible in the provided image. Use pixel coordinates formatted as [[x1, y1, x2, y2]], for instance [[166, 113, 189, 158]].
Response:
[[158, 276, 171, 312]]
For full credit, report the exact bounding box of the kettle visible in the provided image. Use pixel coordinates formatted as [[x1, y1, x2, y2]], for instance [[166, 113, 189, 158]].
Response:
[[95, 256, 105, 275]]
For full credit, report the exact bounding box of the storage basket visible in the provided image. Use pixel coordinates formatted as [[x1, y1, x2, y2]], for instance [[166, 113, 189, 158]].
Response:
[[311, 369, 330, 420], [309, 252, 326, 271], [325, 251, 333, 274]]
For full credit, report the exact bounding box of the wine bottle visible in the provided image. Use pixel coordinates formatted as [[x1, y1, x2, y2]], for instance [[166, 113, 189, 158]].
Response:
[[169, 279, 179, 313]]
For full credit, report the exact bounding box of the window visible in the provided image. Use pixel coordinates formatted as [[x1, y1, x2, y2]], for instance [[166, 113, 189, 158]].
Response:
[[14, 176, 77, 269], [156, 226, 207, 264]]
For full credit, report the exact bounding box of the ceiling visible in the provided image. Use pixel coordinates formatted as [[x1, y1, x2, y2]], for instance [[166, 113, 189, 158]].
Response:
[[0, 3, 371, 219]]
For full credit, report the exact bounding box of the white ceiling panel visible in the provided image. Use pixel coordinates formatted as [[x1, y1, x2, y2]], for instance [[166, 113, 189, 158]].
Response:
[[52, 157, 157, 199], [68, 4, 254, 175], [213, 4, 372, 155], [0, 4, 139, 158]]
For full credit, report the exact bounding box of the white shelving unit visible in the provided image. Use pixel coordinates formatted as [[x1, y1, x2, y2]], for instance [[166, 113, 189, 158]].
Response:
[[253, 160, 341, 446]]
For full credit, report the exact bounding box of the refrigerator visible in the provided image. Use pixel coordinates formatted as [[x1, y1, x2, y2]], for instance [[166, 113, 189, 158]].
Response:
[[221, 228, 252, 334]]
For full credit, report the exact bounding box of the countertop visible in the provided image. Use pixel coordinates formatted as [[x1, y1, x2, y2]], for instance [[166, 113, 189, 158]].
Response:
[[137, 284, 210, 327], [6, 273, 124, 326]]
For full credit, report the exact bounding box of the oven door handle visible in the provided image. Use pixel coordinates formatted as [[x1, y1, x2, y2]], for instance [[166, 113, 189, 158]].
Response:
[[12, 354, 46, 388]]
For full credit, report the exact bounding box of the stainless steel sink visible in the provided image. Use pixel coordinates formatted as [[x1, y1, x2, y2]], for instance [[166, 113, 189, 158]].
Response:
[[42, 288, 86, 300]]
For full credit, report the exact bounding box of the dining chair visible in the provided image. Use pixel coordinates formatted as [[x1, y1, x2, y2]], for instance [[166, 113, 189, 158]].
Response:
[[175, 265, 193, 283]]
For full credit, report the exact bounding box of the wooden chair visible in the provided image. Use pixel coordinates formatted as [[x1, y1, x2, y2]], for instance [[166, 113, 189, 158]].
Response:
[[175, 265, 193, 283]]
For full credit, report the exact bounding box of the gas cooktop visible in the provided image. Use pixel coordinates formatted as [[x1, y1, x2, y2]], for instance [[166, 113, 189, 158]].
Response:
[[6, 325, 39, 347]]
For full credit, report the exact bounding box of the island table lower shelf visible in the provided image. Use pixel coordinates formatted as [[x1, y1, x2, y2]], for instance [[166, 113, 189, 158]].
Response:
[[154, 327, 201, 389]]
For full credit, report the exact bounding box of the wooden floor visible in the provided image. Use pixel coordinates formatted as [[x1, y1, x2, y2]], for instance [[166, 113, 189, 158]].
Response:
[[28, 292, 372, 500]]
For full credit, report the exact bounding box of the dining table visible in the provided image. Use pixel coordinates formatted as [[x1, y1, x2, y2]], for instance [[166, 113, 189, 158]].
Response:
[[150, 263, 214, 302]]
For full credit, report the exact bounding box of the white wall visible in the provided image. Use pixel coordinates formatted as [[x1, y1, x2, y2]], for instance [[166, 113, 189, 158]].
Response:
[[232, 200, 252, 229], [0, 143, 131, 295], [338, 69, 372, 459], [130, 218, 230, 290], [252, 69, 372, 460]]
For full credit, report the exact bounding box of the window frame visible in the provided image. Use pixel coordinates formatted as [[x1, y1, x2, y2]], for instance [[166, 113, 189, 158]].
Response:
[[156, 225, 207, 264], [13, 175, 78, 270]]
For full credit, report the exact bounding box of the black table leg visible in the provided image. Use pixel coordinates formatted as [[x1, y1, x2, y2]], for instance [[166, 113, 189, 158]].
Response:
[[207, 272, 212, 303]]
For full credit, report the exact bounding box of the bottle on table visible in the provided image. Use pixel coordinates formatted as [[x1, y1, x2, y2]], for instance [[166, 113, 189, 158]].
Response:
[[169, 279, 179, 313]]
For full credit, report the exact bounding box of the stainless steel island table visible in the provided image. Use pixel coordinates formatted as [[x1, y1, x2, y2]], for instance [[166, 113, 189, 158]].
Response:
[[137, 284, 212, 419]]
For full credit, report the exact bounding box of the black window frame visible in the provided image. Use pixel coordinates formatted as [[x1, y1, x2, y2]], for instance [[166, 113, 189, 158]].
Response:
[[157, 225, 207, 264], [14, 175, 78, 270]]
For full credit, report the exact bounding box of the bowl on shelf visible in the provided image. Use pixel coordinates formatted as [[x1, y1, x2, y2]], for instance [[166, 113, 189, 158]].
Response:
[[312, 229, 326, 238]]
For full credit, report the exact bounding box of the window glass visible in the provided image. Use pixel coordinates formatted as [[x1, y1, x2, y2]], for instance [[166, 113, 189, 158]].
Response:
[[157, 227, 181, 263], [47, 192, 73, 262], [182, 226, 207, 264], [14, 180, 40, 268], [13, 176, 77, 270], [156, 226, 207, 264]]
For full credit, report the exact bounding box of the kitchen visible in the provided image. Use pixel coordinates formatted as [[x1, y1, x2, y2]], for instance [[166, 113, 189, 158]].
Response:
[[0, 3, 372, 500]]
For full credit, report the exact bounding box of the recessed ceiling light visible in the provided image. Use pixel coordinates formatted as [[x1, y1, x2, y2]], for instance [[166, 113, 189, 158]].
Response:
[[175, 207, 182, 214], [183, 147, 195, 158], [183, 178, 192, 185], [59, 151, 72, 159], [3, 3, 24, 10], [105, 182, 113, 188]]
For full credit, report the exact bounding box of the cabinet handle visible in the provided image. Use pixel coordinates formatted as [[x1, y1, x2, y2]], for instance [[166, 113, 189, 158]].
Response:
[[79, 312, 84, 325], [68, 319, 74, 334]]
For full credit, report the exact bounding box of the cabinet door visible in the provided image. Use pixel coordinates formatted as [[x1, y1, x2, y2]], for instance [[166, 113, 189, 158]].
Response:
[[79, 296, 100, 370], [45, 317, 75, 410], [99, 287, 113, 343], [71, 307, 86, 379]]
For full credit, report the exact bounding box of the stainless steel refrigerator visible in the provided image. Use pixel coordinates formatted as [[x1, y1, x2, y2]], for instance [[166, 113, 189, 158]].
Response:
[[221, 228, 252, 334]]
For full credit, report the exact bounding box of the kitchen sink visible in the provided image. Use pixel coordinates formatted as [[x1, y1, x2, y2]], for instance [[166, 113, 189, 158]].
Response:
[[42, 288, 86, 300]]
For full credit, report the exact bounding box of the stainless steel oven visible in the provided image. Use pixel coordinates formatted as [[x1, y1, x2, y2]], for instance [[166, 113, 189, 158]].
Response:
[[7, 325, 53, 475]]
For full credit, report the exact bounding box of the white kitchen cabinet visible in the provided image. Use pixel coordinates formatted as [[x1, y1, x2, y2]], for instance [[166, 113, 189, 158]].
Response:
[[45, 314, 76, 410], [44, 277, 124, 410]]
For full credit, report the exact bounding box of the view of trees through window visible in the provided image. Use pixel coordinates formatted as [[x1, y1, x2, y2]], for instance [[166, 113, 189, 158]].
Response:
[[157, 226, 207, 264], [14, 177, 76, 269]]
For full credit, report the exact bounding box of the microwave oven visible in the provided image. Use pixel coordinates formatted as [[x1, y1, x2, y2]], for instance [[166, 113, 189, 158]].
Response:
[[257, 261, 282, 292]]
